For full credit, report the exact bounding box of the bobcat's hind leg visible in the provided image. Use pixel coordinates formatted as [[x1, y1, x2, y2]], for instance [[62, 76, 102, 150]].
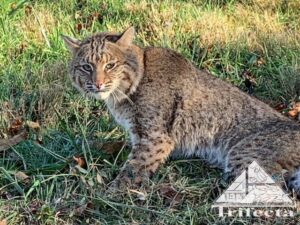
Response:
[[225, 147, 285, 184]]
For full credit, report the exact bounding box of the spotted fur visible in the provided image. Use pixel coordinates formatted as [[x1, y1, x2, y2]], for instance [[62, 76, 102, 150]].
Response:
[[63, 27, 300, 194]]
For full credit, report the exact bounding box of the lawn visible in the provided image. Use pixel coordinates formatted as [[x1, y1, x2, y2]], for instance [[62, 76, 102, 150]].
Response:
[[0, 0, 300, 224]]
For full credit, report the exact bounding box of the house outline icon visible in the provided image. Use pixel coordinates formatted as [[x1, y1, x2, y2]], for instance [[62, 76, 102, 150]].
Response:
[[212, 161, 296, 208]]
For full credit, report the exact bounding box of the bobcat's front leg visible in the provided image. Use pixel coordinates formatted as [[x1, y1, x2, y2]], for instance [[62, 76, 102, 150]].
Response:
[[109, 132, 175, 190]]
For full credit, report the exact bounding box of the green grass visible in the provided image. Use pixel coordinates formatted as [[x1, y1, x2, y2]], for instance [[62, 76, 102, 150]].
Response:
[[0, 0, 300, 224]]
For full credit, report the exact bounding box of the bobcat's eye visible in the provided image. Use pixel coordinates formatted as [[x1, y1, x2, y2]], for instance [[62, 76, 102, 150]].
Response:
[[105, 63, 115, 70], [82, 64, 93, 72]]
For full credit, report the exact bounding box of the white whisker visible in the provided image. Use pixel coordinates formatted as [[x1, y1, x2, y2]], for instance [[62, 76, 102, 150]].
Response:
[[115, 88, 134, 105], [111, 91, 119, 108]]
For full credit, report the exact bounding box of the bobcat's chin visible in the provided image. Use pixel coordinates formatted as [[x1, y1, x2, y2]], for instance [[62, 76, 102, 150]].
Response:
[[90, 91, 111, 100]]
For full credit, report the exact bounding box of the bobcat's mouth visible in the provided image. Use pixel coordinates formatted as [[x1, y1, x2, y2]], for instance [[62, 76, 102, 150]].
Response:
[[95, 90, 106, 93], [85, 84, 109, 94], [90, 90, 110, 100]]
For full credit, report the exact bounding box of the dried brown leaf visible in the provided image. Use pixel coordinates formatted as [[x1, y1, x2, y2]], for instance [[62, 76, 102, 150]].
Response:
[[73, 156, 87, 169], [129, 189, 147, 201], [86, 202, 94, 209], [288, 109, 299, 118], [288, 102, 300, 119], [96, 173, 104, 184], [257, 58, 265, 66], [8, 118, 23, 135], [0, 130, 28, 152], [25, 120, 40, 129], [15, 171, 30, 183], [294, 102, 300, 111], [274, 103, 287, 112], [75, 23, 83, 32]]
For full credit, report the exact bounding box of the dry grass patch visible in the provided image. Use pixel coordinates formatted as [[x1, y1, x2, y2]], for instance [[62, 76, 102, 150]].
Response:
[[181, 4, 299, 50], [17, 7, 56, 46], [127, 1, 300, 51]]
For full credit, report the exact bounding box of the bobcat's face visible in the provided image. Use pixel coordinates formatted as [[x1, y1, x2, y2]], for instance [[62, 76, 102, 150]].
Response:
[[63, 27, 139, 100]]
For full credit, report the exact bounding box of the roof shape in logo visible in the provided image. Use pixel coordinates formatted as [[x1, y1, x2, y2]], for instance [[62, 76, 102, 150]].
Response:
[[213, 161, 295, 208]]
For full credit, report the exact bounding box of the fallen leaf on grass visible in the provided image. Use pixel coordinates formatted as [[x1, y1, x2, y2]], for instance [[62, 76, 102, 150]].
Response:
[[73, 156, 87, 169], [15, 171, 30, 183], [287, 102, 300, 120], [8, 118, 23, 135], [0, 130, 28, 152], [159, 184, 184, 207], [70, 157, 88, 175], [96, 173, 104, 184], [25, 120, 40, 130], [129, 189, 147, 201], [257, 58, 265, 66], [274, 103, 287, 112], [75, 23, 83, 32], [288, 109, 298, 118]]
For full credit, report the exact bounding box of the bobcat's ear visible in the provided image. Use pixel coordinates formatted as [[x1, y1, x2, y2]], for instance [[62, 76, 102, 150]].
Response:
[[116, 26, 135, 46], [61, 35, 81, 53]]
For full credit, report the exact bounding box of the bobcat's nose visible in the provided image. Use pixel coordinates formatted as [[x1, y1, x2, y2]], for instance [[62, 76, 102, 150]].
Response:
[[95, 81, 103, 89]]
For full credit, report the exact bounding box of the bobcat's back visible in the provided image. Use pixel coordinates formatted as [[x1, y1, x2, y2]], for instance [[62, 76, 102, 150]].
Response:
[[133, 46, 300, 190]]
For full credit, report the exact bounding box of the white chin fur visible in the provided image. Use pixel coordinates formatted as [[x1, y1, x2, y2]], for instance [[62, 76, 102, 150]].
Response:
[[90, 91, 110, 100]]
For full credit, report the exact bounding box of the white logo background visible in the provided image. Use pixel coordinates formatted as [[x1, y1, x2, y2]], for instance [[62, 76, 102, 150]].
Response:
[[212, 161, 295, 210]]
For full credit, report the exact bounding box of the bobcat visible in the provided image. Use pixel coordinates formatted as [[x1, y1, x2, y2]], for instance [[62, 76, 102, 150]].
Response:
[[62, 27, 300, 195]]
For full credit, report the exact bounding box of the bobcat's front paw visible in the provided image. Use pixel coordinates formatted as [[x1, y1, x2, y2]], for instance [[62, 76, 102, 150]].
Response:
[[107, 174, 132, 193], [106, 165, 147, 194]]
